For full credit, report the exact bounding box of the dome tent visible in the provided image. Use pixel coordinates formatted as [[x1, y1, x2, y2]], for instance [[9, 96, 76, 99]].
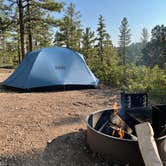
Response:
[[3, 47, 99, 90]]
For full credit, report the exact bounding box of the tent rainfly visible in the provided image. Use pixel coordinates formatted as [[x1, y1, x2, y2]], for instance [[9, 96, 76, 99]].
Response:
[[3, 47, 99, 90]]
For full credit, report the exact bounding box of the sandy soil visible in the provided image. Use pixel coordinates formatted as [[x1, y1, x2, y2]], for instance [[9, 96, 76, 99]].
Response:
[[0, 69, 121, 166]]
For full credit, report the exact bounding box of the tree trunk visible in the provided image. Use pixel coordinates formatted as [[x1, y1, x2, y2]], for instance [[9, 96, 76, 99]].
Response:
[[18, 0, 25, 59], [100, 42, 103, 63], [27, 0, 33, 52], [123, 36, 126, 66], [17, 37, 21, 64]]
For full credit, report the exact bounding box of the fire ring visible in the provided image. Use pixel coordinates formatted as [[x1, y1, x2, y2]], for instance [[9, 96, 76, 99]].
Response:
[[86, 108, 166, 166]]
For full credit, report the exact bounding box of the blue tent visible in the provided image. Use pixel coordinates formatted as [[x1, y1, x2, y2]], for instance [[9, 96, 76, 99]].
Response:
[[3, 47, 99, 90]]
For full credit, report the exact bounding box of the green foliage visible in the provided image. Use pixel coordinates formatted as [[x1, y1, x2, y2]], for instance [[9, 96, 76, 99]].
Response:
[[90, 62, 166, 103], [127, 42, 143, 64], [96, 15, 107, 62], [121, 65, 166, 103], [90, 51, 121, 86], [119, 17, 131, 65], [24, 0, 63, 51], [0, 0, 63, 61], [54, 3, 82, 51], [141, 28, 149, 47], [37, 0, 63, 12], [81, 27, 96, 64], [0, 0, 19, 65], [141, 25, 166, 68]]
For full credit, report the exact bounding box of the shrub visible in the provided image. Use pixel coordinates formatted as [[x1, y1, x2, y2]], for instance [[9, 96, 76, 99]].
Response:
[[92, 62, 166, 103]]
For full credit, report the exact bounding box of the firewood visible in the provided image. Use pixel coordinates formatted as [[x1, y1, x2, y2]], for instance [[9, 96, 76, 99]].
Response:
[[110, 113, 132, 134], [135, 122, 163, 166]]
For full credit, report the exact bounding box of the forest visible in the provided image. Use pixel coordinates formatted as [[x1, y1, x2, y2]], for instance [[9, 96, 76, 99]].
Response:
[[0, 1, 166, 102]]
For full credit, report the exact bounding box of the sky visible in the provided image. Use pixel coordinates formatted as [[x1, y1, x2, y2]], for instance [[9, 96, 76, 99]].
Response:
[[55, 0, 166, 46]]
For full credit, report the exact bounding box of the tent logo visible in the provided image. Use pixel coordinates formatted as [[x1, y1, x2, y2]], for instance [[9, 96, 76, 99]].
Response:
[[55, 65, 66, 70]]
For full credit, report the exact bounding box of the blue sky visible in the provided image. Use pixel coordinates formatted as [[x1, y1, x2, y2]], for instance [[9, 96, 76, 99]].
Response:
[[55, 0, 166, 46]]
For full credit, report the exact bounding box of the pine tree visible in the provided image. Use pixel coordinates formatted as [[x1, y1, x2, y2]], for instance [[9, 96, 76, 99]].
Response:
[[141, 28, 149, 47], [142, 25, 166, 67], [0, 1, 10, 50], [25, 0, 63, 52], [3, 0, 26, 59], [119, 17, 131, 65], [54, 3, 82, 51], [54, 31, 63, 47], [1, 0, 63, 61], [17, 0, 25, 58], [0, 0, 18, 64], [81, 27, 95, 61], [26, 0, 32, 51], [103, 33, 118, 65], [96, 15, 107, 63]]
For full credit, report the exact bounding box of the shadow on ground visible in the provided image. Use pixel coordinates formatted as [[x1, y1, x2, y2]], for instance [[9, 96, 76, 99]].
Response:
[[0, 66, 16, 69], [0, 131, 114, 166], [85, 87, 121, 99], [82, 86, 121, 107], [50, 116, 82, 127], [0, 83, 15, 93], [0, 82, 97, 94]]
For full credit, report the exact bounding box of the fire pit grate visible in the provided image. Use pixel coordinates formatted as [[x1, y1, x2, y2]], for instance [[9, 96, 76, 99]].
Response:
[[121, 92, 148, 109]]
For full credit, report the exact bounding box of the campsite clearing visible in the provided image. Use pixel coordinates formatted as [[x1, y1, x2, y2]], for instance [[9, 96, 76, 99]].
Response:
[[0, 69, 120, 166]]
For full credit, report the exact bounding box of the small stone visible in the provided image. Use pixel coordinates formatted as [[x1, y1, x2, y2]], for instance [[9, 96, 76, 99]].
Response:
[[47, 139, 52, 144]]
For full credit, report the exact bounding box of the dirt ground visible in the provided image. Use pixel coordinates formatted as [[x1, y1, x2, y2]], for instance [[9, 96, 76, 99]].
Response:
[[0, 69, 122, 166]]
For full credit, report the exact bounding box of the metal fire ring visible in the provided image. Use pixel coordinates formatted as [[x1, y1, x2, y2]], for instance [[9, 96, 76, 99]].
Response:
[[86, 108, 166, 166]]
